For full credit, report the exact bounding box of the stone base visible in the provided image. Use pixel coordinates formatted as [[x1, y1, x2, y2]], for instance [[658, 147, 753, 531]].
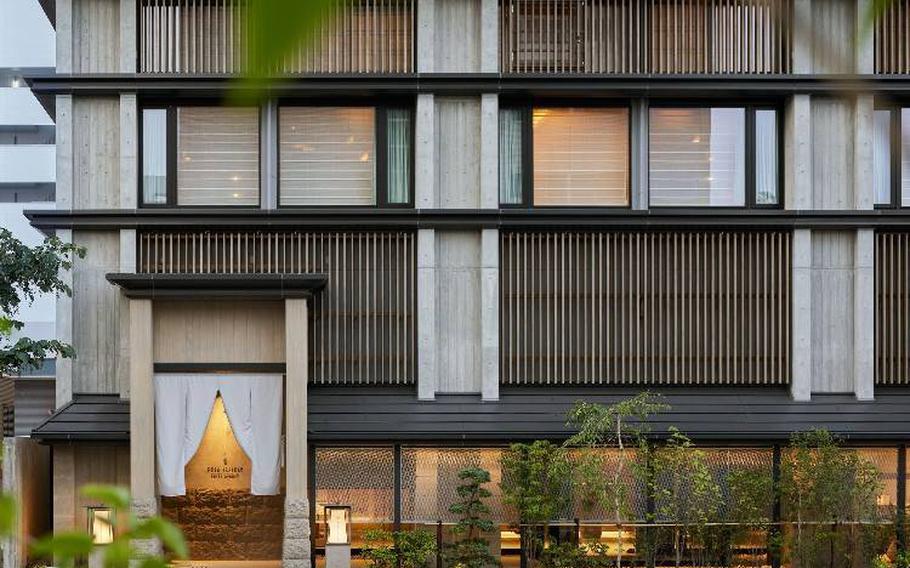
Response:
[[131, 497, 162, 557], [283, 497, 311, 568]]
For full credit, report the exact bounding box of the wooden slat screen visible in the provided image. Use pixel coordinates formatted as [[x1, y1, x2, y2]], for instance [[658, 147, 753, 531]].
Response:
[[139, 0, 415, 74], [138, 230, 416, 385], [501, 231, 791, 385], [500, 0, 792, 74], [876, 232, 910, 385], [875, 0, 910, 74]]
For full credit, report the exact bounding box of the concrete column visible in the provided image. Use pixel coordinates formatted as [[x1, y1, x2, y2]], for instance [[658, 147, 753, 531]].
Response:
[[56, 0, 73, 74], [55, 228, 74, 407], [630, 99, 649, 210], [52, 443, 76, 532], [118, 230, 136, 399], [855, 0, 874, 74], [415, 94, 436, 208], [785, 95, 812, 211], [284, 298, 311, 568], [261, 99, 279, 209], [854, 94, 875, 210], [417, 0, 435, 73], [128, 299, 159, 552], [481, 229, 499, 401], [854, 228, 875, 400], [120, 0, 137, 72], [480, 0, 499, 72], [57, 95, 73, 211], [120, 94, 138, 209], [480, 94, 499, 209], [791, 0, 813, 74], [417, 229, 437, 400], [791, 229, 812, 401]]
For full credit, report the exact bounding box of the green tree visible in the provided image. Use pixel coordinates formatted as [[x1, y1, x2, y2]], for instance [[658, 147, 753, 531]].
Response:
[[780, 430, 882, 568], [500, 441, 571, 566], [363, 528, 437, 568], [565, 393, 668, 568], [651, 428, 722, 568], [28, 485, 186, 568], [0, 228, 83, 376], [445, 467, 499, 568]]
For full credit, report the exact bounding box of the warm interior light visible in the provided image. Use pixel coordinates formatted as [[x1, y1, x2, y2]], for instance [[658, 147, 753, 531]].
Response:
[[325, 506, 351, 545], [89, 508, 114, 545]]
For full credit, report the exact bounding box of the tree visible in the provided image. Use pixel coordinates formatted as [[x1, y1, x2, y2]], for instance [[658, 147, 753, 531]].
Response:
[[651, 428, 722, 568], [363, 528, 437, 568], [780, 430, 882, 568], [500, 441, 572, 566], [445, 467, 499, 568], [565, 393, 668, 568], [0, 228, 83, 376]]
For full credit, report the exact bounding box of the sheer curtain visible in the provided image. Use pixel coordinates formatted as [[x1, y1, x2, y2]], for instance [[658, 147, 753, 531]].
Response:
[[755, 110, 779, 205], [386, 109, 411, 204], [155, 374, 284, 496], [499, 108, 524, 204], [142, 109, 167, 204], [874, 110, 893, 205], [902, 109, 910, 206]]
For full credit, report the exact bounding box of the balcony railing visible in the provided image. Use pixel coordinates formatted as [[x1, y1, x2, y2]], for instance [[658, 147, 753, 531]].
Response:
[[138, 230, 416, 385], [500, 0, 793, 74], [876, 231, 910, 385], [138, 0, 415, 74], [501, 230, 792, 386], [875, 0, 910, 74]]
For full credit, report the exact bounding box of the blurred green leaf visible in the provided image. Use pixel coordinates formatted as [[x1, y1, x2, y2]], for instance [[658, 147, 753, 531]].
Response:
[[30, 531, 94, 559], [0, 493, 17, 537], [138, 557, 170, 568], [131, 516, 188, 559], [81, 484, 131, 510], [103, 538, 132, 568]]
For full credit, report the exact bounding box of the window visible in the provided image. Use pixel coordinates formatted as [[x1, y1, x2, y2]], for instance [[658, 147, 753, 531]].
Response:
[[140, 106, 260, 207], [875, 107, 910, 208], [279, 105, 412, 207], [649, 106, 780, 207], [499, 106, 630, 207]]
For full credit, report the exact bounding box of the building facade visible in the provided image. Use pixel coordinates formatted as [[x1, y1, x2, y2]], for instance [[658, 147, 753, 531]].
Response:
[[18, 0, 910, 566]]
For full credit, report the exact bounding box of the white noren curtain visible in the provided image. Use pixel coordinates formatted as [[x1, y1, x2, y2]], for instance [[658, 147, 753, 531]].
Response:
[[155, 374, 283, 497]]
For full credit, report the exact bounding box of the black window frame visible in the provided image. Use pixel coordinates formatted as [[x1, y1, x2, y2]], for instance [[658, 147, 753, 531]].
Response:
[[498, 100, 634, 209], [276, 99, 416, 209], [873, 104, 905, 209], [138, 102, 263, 209], [647, 102, 784, 210]]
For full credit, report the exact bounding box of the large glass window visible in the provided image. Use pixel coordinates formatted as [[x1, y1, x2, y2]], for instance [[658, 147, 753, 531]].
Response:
[[649, 106, 779, 207], [279, 105, 412, 207], [873, 107, 910, 208], [140, 105, 260, 207], [498, 106, 630, 206]]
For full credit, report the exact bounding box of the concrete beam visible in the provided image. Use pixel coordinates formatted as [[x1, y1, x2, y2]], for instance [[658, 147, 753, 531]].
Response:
[[120, 93, 138, 209], [785, 95, 812, 211], [481, 228, 499, 401], [417, 229, 436, 400], [854, 228, 875, 400], [791, 229, 812, 401], [480, 94, 498, 209], [284, 298, 311, 568], [415, 94, 436, 208]]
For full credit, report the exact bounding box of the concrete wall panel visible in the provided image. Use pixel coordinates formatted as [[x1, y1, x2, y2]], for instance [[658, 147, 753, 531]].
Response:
[[436, 231, 482, 393], [810, 230, 855, 393], [435, 98, 482, 209], [73, 97, 121, 209]]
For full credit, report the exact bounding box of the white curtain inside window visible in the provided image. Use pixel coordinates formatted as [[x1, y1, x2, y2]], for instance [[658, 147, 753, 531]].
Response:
[[155, 374, 283, 497], [874, 110, 893, 206], [499, 108, 524, 204], [754, 110, 779, 205], [387, 109, 411, 204], [902, 109, 910, 206], [142, 109, 168, 205]]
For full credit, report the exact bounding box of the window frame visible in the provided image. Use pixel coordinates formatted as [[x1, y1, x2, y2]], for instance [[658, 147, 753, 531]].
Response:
[[873, 103, 904, 209], [138, 101, 263, 209], [276, 99, 415, 209], [498, 100, 634, 209], [646, 102, 784, 210]]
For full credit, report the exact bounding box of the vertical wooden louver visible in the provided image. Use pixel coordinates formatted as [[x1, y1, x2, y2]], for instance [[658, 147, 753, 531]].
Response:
[[500, 231, 791, 386], [137, 231, 416, 385], [500, 0, 792, 74], [876, 232, 910, 385], [139, 0, 415, 74], [875, 0, 910, 74]]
